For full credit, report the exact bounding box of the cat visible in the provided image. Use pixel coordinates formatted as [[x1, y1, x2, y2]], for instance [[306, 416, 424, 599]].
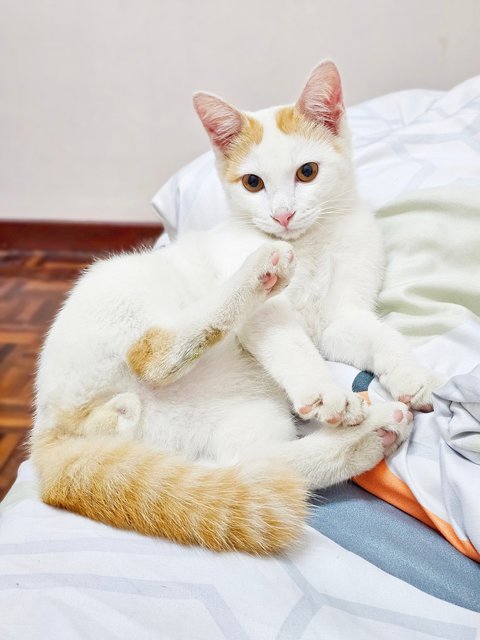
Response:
[[31, 60, 437, 556]]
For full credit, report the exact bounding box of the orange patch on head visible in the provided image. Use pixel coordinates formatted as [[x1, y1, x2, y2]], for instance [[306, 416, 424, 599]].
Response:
[[275, 105, 341, 152], [276, 106, 306, 136], [222, 115, 263, 182]]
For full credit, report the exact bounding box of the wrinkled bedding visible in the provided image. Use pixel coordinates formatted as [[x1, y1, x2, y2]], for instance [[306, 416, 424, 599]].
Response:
[[353, 187, 480, 562]]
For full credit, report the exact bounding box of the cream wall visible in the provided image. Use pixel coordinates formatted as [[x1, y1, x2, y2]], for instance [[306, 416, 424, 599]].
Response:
[[1, 0, 479, 222]]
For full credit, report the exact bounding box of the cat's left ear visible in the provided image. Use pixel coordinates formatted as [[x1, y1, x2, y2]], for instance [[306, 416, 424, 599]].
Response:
[[296, 60, 344, 135], [193, 92, 244, 154]]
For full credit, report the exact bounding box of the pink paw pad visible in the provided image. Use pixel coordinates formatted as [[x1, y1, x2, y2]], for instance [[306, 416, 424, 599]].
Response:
[[327, 413, 342, 425], [378, 428, 397, 450], [271, 252, 279, 266], [398, 394, 411, 404], [416, 404, 433, 413], [261, 273, 278, 291], [299, 405, 312, 416]]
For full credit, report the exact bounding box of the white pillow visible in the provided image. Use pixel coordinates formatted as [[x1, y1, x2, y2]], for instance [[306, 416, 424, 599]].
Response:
[[152, 75, 480, 243]]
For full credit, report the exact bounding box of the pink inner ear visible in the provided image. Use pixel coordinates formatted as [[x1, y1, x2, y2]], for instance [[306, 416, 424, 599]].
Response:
[[296, 61, 344, 135], [194, 93, 243, 152]]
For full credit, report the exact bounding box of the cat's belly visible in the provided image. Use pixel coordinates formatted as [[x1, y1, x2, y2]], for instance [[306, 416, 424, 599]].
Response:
[[137, 336, 290, 458]]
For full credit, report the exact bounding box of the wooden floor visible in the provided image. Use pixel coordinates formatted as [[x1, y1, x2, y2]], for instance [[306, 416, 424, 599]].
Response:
[[0, 250, 92, 499]]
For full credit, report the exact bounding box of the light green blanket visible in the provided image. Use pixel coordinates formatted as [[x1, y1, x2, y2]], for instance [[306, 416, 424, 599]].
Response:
[[377, 187, 480, 344]]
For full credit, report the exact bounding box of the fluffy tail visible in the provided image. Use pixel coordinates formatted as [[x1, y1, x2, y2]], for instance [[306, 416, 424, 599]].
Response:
[[31, 431, 307, 555]]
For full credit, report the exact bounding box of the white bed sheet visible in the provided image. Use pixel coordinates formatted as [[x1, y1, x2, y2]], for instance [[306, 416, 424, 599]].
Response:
[[1, 463, 479, 640]]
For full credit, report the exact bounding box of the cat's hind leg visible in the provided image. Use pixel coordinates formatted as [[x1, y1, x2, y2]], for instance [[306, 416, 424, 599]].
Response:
[[127, 241, 296, 385], [86, 393, 142, 436], [59, 392, 143, 438], [274, 401, 412, 489]]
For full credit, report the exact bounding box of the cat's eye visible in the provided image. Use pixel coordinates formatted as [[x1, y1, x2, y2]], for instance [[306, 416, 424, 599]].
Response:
[[296, 162, 319, 182], [242, 174, 264, 192]]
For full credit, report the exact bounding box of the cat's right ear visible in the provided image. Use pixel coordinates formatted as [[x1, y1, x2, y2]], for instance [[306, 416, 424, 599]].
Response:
[[193, 92, 244, 154], [295, 60, 344, 135]]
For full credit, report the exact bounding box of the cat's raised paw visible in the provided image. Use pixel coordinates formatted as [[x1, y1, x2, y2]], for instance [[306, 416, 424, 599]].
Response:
[[252, 241, 296, 295]]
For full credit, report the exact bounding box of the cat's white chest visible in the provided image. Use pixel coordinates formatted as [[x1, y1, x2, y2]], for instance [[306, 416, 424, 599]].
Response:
[[288, 245, 334, 337]]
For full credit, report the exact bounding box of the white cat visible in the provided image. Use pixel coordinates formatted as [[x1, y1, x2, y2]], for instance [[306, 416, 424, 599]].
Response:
[[31, 61, 437, 555]]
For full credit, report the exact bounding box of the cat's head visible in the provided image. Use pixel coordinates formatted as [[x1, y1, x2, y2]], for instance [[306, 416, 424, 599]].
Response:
[[193, 60, 354, 240]]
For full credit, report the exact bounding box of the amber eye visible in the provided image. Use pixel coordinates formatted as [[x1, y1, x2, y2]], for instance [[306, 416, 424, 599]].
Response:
[[296, 162, 319, 182], [242, 174, 264, 192]]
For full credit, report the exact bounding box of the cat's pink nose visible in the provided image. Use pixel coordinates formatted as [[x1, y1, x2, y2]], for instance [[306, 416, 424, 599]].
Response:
[[272, 210, 295, 228]]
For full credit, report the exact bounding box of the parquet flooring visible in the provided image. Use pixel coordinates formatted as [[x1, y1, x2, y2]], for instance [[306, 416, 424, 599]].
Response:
[[0, 250, 92, 499]]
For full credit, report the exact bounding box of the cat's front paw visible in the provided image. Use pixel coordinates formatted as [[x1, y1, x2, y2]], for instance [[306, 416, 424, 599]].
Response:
[[296, 387, 368, 426], [380, 366, 445, 412], [249, 241, 296, 296]]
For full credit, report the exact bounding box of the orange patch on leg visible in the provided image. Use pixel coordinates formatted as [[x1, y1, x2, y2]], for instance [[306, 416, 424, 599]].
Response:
[[184, 325, 226, 363], [203, 326, 225, 348], [57, 401, 108, 437], [128, 326, 227, 384], [127, 328, 175, 382], [30, 398, 122, 451]]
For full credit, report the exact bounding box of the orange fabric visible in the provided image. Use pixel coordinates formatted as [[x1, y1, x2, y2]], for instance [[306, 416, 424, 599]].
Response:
[[356, 391, 371, 404], [354, 462, 480, 562], [353, 391, 480, 561]]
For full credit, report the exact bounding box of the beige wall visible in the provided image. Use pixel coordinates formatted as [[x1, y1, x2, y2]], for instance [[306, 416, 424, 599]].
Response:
[[1, 0, 479, 222]]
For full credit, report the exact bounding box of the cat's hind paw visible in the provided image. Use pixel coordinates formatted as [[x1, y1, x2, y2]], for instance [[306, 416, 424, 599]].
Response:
[[365, 401, 413, 457]]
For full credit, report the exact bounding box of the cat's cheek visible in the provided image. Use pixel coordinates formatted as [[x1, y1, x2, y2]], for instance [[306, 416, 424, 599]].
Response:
[[230, 185, 268, 219]]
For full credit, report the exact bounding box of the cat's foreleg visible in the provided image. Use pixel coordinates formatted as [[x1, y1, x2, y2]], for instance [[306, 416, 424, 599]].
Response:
[[127, 241, 296, 385], [237, 297, 367, 426], [320, 307, 444, 411]]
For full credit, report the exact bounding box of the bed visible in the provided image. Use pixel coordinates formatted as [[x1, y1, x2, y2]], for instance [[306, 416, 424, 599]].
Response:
[[1, 76, 480, 639]]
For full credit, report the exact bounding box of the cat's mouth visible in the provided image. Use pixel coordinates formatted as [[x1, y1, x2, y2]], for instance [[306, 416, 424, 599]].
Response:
[[251, 213, 312, 241], [269, 225, 309, 241]]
